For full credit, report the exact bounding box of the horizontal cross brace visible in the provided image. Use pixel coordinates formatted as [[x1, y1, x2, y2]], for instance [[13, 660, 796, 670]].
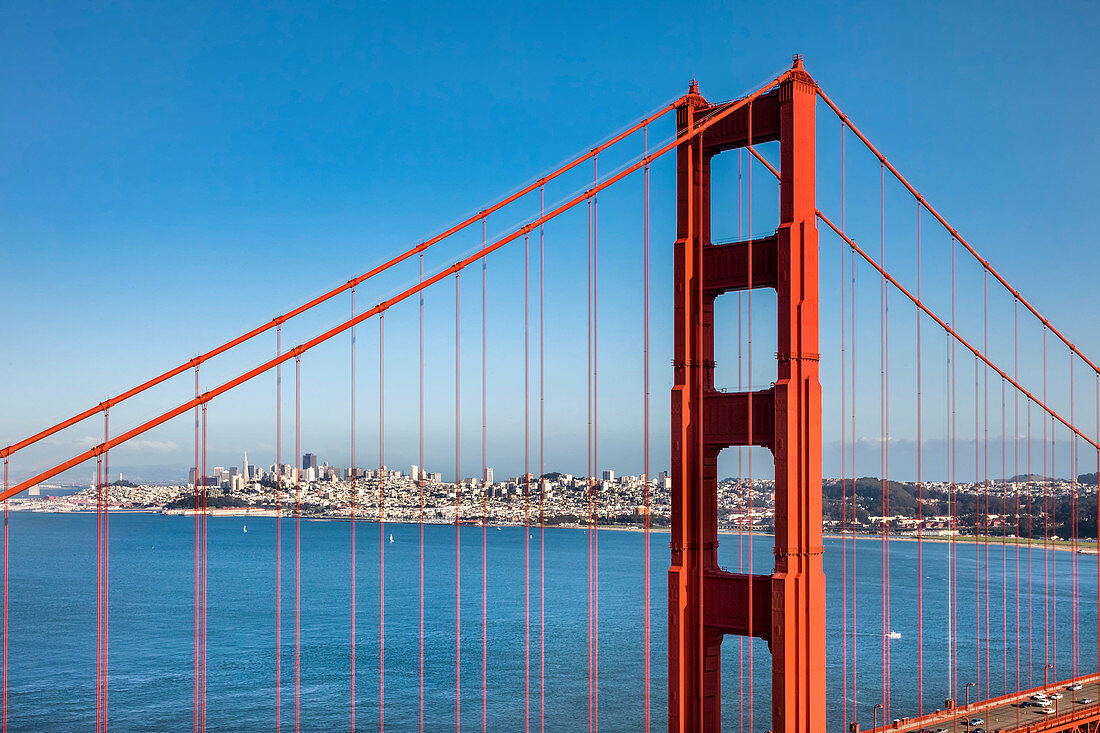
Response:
[[703, 235, 778, 295], [699, 90, 781, 156], [703, 569, 772, 642], [703, 388, 774, 450]]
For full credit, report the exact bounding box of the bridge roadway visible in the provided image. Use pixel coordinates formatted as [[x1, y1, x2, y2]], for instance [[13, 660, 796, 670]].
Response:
[[866, 674, 1100, 733]]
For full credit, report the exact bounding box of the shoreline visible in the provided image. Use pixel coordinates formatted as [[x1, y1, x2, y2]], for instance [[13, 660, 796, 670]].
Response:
[[16, 508, 1098, 554]]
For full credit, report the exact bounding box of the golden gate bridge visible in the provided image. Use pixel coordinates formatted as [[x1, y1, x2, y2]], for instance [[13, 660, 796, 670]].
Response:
[[1, 56, 1098, 732]]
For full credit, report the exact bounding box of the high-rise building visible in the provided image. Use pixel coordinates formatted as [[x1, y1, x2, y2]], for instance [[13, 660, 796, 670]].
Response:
[[602, 469, 615, 482], [302, 453, 318, 471], [484, 467, 494, 485], [410, 465, 419, 482]]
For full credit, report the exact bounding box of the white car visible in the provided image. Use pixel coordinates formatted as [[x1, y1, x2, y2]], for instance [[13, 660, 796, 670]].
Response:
[[1067, 683, 1084, 691], [1040, 707, 1056, 715], [1051, 693, 1064, 700], [1079, 698, 1093, 704], [1032, 693, 1049, 700]]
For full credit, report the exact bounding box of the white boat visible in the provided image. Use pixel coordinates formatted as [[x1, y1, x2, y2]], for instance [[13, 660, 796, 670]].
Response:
[[887, 631, 902, 639], [389, 534, 394, 543], [243, 525, 247, 533]]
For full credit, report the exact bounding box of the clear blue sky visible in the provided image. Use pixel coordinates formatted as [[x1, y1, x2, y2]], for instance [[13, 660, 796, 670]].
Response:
[[2, 0, 1098, 484]]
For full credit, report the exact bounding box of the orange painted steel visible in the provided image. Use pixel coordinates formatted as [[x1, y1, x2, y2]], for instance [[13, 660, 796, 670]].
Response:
[[668, 56, 825, 733], [814, 84, 1100, 379], [0, 102, 677, 464], [863, 672, 1100, 733], [0, 70, 790, 504]]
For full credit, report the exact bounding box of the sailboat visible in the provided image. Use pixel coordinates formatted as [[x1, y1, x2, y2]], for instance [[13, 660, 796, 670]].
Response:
[[389, 533, 394, 543], [243, 525, 247, 533]]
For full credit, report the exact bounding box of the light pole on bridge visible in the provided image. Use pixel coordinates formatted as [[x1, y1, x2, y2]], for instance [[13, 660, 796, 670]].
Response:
[[874, 703, 884, 731], [966, 682, 976, 708]]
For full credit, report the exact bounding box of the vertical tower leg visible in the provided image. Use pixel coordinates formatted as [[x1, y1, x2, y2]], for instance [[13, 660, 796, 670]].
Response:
[[668, 81, 718, 732], [771, 63, 826, 733]]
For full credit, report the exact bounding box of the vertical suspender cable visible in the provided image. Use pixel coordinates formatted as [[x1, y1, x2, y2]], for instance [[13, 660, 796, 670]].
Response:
[[1050, 410, 1057, 684], [419, 251, 426, 733], [586, 173, 594, 733], [350, 287, 357, 732], [1014, 303, 1020, 725], [592, 154, 600, 732], [199, 402, 207, 732], [294, 356, 301, 733], [97, 452, 103, 733], [1013, 302, 1020, 701], [946, 236, 954, 699], [916, 201, 924, 715], [879, 162, 889, 718], [379, 315, 386, 732], [1001, 376, 1007, 695], [1027, 399, 1033, 688], [840, 137, 848, 728], [1, 458, 6, 733], [1043, 328, 1049, 680], [481, 220, 486, 730], [641, 132, 651, 733], [275, 329, 282, 731], [975, 355, 981, 695], [193, 367, 201, 733], [1070, 355, 1078, 683], [983, 271, 990, 698], [847, 131, 859, 726], [524, 231, 531, 733], [538, 188, 547, 733], [104, 409, 112, 732], [1, 458, 5, 733], [455, 273, 462, 733]]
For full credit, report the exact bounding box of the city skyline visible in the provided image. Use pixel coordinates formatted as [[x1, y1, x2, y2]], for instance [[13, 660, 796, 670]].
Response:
[[4, 2, 1100, 494]]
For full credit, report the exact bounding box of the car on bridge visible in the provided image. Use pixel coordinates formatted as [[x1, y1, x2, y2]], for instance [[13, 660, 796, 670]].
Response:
[[1079, 697, 1093, 704], [968, 719, 984, 726], [1067, 683, 1083, 691]]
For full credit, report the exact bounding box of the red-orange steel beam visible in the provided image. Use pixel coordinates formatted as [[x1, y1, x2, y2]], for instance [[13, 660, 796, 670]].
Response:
[[814, 84, 1100, 379], [744, 144, 1100, 451], [0, 102, 678, 463], [0, 69, 792, 502]]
